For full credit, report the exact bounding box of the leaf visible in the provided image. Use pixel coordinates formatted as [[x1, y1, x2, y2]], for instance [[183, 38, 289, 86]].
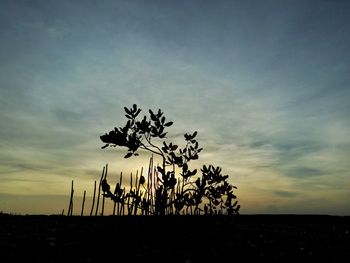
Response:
[[171, 145, 178, 151], [150, 111, 157, 121], [124, 107, 131, 114], [135, 108, 142, 117], [124, 152, 133, 158], [139, 176, 145, 185], [102, 179, 110, 192], [164, 121, 173, 127], [192, 131, 197, 138], [100, 134, 109, 143], [133, 104, 137, 111], [159, 132, 167, 138], [183, 163, 188, 173], [157, 166, 164, 174], [196, 178, 200, 188], [101, 144, 109, 149]]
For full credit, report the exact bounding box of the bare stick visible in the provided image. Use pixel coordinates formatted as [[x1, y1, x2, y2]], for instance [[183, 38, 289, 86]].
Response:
[[101, 193, 105, 216], [121, 187, 126, 215], [112, 183, 117, 216], [67, 180, 74, 216], [146, 158, 151, 215], [90, 180, 96, 216], [101, 164, 108, 216], [95, 166, 105, 216], [132, 170, 139, 215], [81, 190, 86, 216], [127, 172, 133, 215], [119, 172, 123, 215]]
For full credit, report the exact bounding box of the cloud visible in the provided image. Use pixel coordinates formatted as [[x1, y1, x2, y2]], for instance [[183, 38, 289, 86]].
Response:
[[274, 190, 300, 198], [284, 167, 324, 178]]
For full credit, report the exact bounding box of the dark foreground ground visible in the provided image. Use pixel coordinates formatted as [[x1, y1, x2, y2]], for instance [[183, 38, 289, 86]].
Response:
[[0, 214, 349, 262]]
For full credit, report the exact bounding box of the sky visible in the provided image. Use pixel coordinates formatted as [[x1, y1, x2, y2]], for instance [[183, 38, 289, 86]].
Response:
[[0, 0, 350, 215]]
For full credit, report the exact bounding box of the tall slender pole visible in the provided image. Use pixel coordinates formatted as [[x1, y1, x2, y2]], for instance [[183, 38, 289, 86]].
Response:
[[67, 180, 74, 216], [101, 164, 108, 216], [95, 166, 105, 216], [81, 190, 86, 216], [90, 180, 96, 216]]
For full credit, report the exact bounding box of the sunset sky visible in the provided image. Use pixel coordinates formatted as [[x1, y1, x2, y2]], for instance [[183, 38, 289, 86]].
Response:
[[1, 0, 350, 215]]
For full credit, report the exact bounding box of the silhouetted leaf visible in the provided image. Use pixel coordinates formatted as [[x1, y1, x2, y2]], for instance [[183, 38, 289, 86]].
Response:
[[149, 109, 157, 121], [124, 152, 133, 158], [171, 145, 178, 151], [124, 107, 131, 114], [164, 121, 173, 127], [139, 176, 145, 185], [157, 166, 164, 174], [183, 163, 188, 173], [135, 108, 141, 117], [101, 144, 109, 149], [159, 132, 167, 138], [102, 179, 110, 192], [196, 178, 200, 188]]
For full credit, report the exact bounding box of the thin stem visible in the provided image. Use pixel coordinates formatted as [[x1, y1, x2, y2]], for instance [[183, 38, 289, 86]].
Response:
[[81, 190, 86, 216], [139, 145, 162, 157], [95, 166, 105, 216], [67, 180, 74, 216], [144, 135, 164, 157], [90, 180, 96, 216]]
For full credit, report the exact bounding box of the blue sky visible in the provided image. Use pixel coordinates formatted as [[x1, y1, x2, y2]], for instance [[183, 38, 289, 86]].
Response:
[[1, 0, 350, 215]]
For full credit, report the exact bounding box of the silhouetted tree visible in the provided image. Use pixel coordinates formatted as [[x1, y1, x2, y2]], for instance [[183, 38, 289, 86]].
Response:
[[100, 104, 240, 215]]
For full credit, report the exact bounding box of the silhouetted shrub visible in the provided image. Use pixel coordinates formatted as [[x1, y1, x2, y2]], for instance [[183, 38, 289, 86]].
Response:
[[99, 104, 240, 215]]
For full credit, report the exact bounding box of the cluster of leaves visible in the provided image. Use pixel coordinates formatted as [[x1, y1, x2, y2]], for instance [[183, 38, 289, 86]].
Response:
[[100, 105, 239, 215], [101, 104, 173, 158]]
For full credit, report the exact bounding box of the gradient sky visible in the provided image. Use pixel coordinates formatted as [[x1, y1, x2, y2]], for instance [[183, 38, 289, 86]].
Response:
[[1, 0, 350, 215]]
